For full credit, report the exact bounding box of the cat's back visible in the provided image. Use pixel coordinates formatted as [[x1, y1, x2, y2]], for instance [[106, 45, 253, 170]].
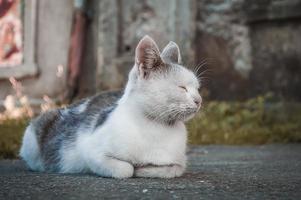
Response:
[[34, 90, 122, 144]]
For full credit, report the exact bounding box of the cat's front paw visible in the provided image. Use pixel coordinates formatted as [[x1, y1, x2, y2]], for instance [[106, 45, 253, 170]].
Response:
[[161, 164, 184, 178], [169, 164, 185, 178], [89, 156, 134, 179], [134, 164, 185, 178], [111, 162, 134, 179]]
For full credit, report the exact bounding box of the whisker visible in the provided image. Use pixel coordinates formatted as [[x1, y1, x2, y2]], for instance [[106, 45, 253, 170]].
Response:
[[194, 61, 208, 75], [197, 69, 212, 78]]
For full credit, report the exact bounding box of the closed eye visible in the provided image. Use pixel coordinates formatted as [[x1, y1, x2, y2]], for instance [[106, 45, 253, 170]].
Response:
[[179, 86, 188, 92]]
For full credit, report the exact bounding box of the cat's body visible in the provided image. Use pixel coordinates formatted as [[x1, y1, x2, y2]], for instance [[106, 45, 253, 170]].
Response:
[[20, 36, 202, 178]]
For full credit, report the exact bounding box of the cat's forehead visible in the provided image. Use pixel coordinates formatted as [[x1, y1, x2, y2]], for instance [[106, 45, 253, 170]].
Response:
[[169, 63, 199, 87]]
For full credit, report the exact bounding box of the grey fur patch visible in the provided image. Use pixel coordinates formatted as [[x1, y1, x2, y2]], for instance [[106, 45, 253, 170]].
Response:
[[94, 106, 116, 130], [32, 110, 62, 171], [31, 90, 122, 172]]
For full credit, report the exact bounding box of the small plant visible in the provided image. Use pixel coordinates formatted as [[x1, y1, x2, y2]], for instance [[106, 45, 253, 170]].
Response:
[[0, 77, 34, 122], [0, 77, 59, 122], [0, 118, 28, 159], [0, 77, 59, 159]]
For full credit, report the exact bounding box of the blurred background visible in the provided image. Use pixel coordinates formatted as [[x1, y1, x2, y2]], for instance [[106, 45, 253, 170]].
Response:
[[0, 0, 301, 158]]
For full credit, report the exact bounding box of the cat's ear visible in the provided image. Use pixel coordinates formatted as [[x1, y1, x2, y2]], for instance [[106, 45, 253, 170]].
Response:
[[161, 41, 182, 64], [135, 35, 163, 78]]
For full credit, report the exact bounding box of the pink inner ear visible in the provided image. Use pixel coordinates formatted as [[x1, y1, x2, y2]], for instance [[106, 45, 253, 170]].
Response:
[[134, 36, 164, 78], [135, 35, 160, 66]]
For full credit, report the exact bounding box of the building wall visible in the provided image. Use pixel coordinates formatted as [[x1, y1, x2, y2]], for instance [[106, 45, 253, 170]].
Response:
[[195, 0, 301, 100], [86, 0, 197, 91], [0, 0, 73, 102], [81, 0, 301, 101], [1, 0, 301, 103]]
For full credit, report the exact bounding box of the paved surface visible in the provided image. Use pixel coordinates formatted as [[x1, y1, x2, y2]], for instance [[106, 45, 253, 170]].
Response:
[[0, 145, 301, 200]]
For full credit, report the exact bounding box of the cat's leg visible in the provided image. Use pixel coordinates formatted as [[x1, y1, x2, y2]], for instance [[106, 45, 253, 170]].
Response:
[[134, 164, 185, 178], [78, 134, 134, 178], [85, 154, 134, 178]]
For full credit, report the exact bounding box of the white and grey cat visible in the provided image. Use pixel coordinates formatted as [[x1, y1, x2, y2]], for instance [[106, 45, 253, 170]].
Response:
[[20, 36, 202, 178]]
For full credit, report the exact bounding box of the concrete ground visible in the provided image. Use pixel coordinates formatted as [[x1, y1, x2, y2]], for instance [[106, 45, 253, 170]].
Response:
[[0, 144, 300, 200]]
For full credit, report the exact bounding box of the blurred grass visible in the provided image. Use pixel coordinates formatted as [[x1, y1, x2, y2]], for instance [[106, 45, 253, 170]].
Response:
[[188, 95, 301, 145], [1, 94, 301, 159], [0, 118, 28, 159]]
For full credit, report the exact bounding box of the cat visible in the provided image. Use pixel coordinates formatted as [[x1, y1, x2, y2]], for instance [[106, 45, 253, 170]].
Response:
[[20, 35, 202, 178]]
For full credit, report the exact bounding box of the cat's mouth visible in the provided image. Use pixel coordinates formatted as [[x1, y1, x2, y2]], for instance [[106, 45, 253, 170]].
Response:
[[176, 107, 199, 122]]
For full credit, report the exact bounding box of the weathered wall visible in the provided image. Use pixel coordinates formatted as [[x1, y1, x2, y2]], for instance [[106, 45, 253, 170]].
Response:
[[0, 0, 73, 102], [1, 0, 301, 102], [79, 0, 196, 93], [246, 0, 301, 100], [83, 0, 301, 100], [249, 20, 301, 100], [195, 0, 301, 100], [195, 0, 251, 100]]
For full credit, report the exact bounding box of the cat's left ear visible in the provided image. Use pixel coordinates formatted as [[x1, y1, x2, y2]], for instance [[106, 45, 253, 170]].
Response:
[[161, 41, 182, 64], [135, 35, 164, 78]]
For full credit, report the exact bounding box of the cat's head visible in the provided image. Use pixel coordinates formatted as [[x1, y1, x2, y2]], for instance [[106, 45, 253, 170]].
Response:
[[125, 35, 202, 125]]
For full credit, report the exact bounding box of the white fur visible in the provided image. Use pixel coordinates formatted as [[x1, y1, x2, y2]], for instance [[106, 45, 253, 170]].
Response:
[[59, 123, 95, 173], [20, 125, 44, 171], [57, 99, 187, 178]]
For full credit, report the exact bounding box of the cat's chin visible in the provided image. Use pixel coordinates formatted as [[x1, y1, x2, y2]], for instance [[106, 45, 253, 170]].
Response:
[[183, 113, 197, 122], [182, 107, 201, 122]]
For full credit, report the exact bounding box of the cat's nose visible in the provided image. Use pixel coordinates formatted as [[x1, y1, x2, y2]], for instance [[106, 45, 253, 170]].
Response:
[[194, 99, 201, 106], [194, 96, 202, 107]]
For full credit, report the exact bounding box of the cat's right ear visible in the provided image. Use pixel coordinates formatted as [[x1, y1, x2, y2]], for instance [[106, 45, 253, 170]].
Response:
[[161, 41, 182, 64], [135, 35, 163, 78]]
